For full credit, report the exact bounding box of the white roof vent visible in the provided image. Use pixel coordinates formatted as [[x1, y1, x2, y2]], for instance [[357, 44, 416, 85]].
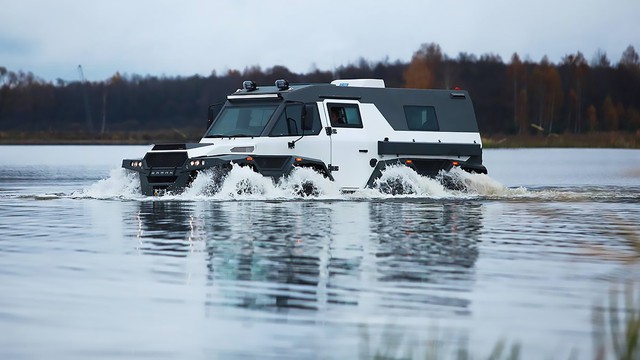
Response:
[[331, 79, 385, 88]]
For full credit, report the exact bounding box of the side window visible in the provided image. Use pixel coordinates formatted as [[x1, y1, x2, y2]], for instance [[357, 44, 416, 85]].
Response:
[[404, 106, 439, 131], [328, 103, 363, 128], [270, 103, 322, 137]]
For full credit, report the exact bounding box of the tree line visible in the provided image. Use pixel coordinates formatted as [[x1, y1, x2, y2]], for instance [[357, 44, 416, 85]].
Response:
[[1, 43, 639, 137]]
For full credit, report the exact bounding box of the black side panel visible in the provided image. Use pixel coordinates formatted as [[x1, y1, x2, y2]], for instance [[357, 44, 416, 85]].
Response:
[[253, 156, 289, 170], [378, 141, 482, 156]]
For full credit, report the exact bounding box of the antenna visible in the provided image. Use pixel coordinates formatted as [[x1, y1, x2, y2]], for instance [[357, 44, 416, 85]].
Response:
[[77, 65, 94, 133]]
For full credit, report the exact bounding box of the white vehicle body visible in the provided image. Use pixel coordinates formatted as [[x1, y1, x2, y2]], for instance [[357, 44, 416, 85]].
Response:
[[123, 79, 486, 196]]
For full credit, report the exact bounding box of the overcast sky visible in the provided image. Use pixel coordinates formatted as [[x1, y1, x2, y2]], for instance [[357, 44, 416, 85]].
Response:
[[1, 0, 639, 82]]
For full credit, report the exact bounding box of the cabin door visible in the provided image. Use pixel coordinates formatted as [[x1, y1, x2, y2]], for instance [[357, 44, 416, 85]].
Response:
[[323, 100, 373, 190]]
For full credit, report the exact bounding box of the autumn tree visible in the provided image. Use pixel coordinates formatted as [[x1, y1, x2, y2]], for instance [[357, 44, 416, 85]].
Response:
[[627, 107, 640, 131], [507, 53, 525, 133], [616, 102, 626, 131], [404, 56, 432, 89], [403, 43, 443, 89], [618, 45, 639, 69], [544, 63, 563, 133], [0, 66, 8, 86], [531, 60, 546, 129], [531, 56, 563, 133], [561, 52, 588, 133], [602, 96, 619, 131], [587, 104, 598, 132], [590, 49, 610, 68]]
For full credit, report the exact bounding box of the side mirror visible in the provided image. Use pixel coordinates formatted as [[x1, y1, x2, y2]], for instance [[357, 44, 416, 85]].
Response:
[[302, 104, 314, 131]]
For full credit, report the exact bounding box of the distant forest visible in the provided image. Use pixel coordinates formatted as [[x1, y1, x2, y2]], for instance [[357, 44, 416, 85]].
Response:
[[1, 43, 639, 138]]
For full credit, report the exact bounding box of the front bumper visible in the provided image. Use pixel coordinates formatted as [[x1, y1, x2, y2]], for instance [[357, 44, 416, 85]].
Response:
[[122, 153, 330, 196]]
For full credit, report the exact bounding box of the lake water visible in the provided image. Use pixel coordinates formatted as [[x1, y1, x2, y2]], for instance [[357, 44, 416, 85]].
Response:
[[0, 146, 639, 359]]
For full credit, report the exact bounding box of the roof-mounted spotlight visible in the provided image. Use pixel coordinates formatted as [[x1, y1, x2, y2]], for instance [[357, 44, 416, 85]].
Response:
[[243, 80, 257, 91], [275, 79, 289, 90]]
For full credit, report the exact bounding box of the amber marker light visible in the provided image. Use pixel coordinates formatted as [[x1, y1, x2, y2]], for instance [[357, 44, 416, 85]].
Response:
[[452, 161, 460, 166], [246, 156, 253, 161], [295, 157, 303, 162], [405, 159, 413, 164]]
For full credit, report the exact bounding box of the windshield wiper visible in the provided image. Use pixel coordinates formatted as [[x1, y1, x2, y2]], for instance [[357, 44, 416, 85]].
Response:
[[226, 133, 253, 138]]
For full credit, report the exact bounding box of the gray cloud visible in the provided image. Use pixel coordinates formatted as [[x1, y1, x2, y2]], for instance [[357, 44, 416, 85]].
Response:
[[1, 0, 639, 81]]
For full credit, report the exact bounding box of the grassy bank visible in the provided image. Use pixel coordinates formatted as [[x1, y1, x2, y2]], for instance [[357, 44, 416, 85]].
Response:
[[0, 130, 638, 148]]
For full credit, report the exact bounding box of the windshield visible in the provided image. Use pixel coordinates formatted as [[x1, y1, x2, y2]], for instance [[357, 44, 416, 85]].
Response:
[[205, 105, 278, 137]]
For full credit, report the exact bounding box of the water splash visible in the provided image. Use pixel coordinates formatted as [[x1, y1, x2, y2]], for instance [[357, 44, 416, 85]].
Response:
[[76, 164, 531, 201], [277, 166, 342, 199], [183, 164, 341, 200], [439, 167, 528, 197], [213, 164, 274, 200], [373, 165, 449, 197], [74, 168, 142, 199]]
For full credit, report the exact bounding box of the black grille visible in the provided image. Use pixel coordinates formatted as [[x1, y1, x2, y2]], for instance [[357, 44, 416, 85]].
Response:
[[147, 176, 178, 183], [254, 156, 289, 169], [145, 152, 187, 167]]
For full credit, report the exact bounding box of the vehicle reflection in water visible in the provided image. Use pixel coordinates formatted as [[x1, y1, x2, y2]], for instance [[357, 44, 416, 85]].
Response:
[[366, 201, 482, 317], [135, 201, 206, 256], [133, 200, 483, 319], [204, 202, 333, 312]]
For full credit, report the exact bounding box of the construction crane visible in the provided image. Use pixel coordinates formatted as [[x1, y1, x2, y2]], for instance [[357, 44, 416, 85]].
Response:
[[77, 65, 94, 133]]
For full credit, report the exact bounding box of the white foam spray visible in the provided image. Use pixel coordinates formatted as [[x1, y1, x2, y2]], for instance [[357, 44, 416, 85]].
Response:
[[276, 166, 342, 199], [74, 168, 142, 199], [372, 165, 450, 197], [77, 164, 527, 201], [441, 167, 528, 197], [182, 164, 342, 200]]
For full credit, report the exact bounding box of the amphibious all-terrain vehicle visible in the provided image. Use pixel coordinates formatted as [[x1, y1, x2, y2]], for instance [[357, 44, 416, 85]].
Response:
[[123, 79, 487, 195]]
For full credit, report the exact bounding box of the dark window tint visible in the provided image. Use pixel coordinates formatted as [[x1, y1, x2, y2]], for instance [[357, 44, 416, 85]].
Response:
[[270, 103, 322, 136], [205, 105, 278, 137], [328, 103, 363, 128], [404, 106, 439, 131]]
